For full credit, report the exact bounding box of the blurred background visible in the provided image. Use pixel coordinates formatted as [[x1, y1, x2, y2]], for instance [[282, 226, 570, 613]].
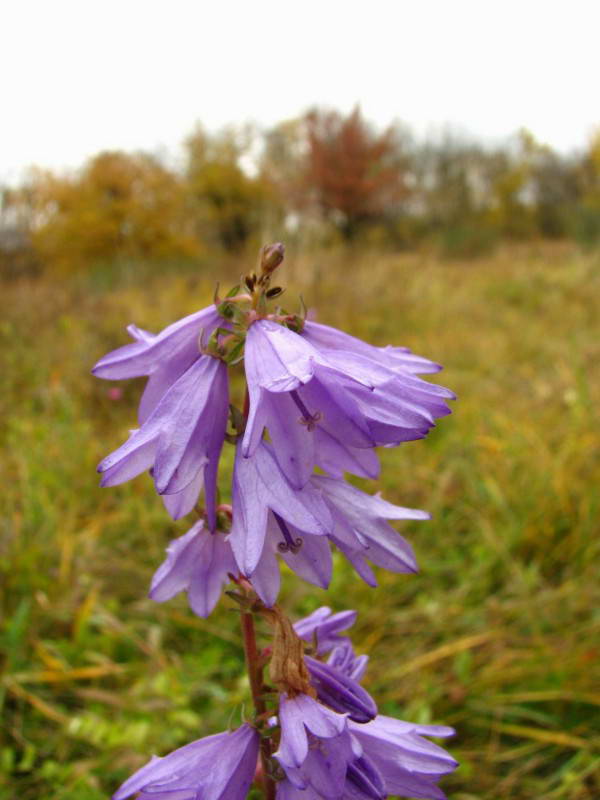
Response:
[[1, 2, 599, 798]]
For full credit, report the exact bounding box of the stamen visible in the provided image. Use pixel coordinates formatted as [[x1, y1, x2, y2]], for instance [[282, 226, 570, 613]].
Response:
[[274, 512, 303, 554], [290, 390, 322, 432]]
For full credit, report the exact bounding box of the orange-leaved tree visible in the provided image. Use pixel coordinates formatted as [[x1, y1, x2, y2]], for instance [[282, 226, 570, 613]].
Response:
[[301, 106, 409, 240]]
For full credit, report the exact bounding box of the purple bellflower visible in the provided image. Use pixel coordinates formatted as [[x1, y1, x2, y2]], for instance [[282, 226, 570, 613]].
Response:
[[97, 354, 228, 527], [229, 440, 333, 602], [315, 475, 428, 586], [274, 693, 361, 798], [149, 520, 237, 618], [112, 723, 259, 800], [93, 305, 224, 423], [229, 441, 429, 606], [242, 318, 453, 489], [276, 715, 456, 800]]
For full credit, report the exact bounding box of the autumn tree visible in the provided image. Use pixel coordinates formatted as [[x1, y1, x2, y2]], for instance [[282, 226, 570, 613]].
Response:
[[184, 126, 277, 252], [301, 107, 409, 240], [22, 152, 200, 274]]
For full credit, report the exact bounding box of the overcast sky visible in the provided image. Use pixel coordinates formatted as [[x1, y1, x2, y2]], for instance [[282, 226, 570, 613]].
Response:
[[2, 0, 599, 184]]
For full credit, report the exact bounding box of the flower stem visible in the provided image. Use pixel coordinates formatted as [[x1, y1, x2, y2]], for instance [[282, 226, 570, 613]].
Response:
[[241, 611, 276, 800]]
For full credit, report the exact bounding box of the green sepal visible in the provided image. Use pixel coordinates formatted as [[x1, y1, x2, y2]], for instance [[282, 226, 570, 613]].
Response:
[[224, 337, 245, 365]]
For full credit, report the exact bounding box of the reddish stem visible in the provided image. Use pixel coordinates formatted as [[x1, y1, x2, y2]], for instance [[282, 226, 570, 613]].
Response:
[[241, 611, 276, 800]]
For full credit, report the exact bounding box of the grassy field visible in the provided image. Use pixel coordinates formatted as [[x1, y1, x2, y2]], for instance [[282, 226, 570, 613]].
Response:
[[1, 243, 599, 799]]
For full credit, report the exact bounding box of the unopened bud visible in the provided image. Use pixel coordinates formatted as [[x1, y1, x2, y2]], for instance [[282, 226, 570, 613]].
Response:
[[260, 242, 285, 275]]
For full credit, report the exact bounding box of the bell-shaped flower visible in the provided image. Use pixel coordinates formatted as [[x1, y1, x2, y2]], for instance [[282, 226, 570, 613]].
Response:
[[274, 693, 360, 798], [112, 723, 259, 800], [242, 319, 453, 489], [97, 355, 228, 526], [149, 520, 237, 618], [93, 305, 224, 423], [315, 475, 428, 585], [229, 440, 332, 579], [274, 693, 385, 800], [230, 446, 430, 603], [349, 716, 458, 800], [301, 320, 443, 375]]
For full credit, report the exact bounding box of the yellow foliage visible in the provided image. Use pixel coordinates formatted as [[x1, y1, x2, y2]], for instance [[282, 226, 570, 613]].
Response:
[[26, 152, 203, 274]]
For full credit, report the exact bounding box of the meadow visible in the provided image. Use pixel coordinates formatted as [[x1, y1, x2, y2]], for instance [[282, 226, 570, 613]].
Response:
[[1, 243, 599, 799]]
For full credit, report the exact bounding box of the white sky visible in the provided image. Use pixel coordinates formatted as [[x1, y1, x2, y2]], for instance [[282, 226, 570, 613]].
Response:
[[1, 0, 599, 184]]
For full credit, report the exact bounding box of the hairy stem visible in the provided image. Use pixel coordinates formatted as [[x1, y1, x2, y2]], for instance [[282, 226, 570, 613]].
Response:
[[241, 611, 276, 800]]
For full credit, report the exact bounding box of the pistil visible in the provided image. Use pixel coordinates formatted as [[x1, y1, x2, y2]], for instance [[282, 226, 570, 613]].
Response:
[[273, 512, 303, 553], [290, 390, 322, 431]]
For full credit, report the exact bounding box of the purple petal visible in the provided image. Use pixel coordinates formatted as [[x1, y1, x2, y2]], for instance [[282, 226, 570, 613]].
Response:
[[112, 724, 258, 800], [260, 390, 315, 489], [294, 607, 357, 655], [245, 319, 323, 392], [94, 305, 222, 381], [315, 427, 380, 480], [153, 357, 227, 495], [98, 428, 157, 486], [161, 471, 203, 520], [149, 523, 236, 618], [230, 442, 332, 576], [315, 476, 430, 523], [249, 542, 280, 607], [306, 656, 377, 723], [276, 694, 347, 769], [302, 321, 443, 376], [187, 534, 236, 618], [149, 521, 205, 602], [280, 531, 332, 589], [299, 368, 374, 448]]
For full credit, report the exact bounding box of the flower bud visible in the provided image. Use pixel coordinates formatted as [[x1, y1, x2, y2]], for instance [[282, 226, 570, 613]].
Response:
[[260, 242, 285, 275]]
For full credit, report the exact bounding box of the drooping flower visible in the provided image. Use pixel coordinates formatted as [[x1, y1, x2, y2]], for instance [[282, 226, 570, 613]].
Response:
[[275, 715, 456, 800], [274, 693, 361, 798], [97, 354, 228, 527], [149, 520, 237, 618], [315, 475, 428, 586], [112, 723, 259, 800], [93, 305, 224, 423], [242, 318, 453, 489], [229, 442, 429, 605], [228, 440, 333, 581]]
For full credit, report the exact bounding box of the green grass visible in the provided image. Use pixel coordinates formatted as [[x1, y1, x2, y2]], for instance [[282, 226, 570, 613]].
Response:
[[1, 243, 599, 799]]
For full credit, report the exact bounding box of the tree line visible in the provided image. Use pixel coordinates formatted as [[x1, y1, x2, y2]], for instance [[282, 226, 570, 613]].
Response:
[[2, 107, 600, 275]]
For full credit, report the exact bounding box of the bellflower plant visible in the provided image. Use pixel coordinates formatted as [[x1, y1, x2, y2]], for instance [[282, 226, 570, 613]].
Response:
[[94, 243, 457, 799]]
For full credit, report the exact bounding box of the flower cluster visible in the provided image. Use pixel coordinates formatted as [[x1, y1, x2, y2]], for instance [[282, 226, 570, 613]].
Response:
[[113, 607, 457, 800], [94, 248, 453, 610], [94, 244, 457, 799]]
